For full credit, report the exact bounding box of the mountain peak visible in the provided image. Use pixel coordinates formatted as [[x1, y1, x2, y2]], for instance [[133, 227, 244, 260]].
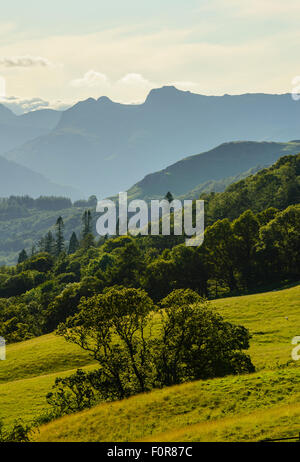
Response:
[[97, 96, 114, 104], [145, 85, 190, 104]]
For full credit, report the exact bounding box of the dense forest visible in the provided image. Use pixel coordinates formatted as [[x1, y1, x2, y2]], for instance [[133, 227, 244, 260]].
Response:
[[0, 153, 299, 343]]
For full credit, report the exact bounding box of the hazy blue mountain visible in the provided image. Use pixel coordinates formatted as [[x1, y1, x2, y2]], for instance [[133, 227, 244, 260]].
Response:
[[19, 108, 62, 130], [125, 141, 300, 201], [0, 104, 61, 155], [0, 155, 80, 198], [5, 87, 300, 198]]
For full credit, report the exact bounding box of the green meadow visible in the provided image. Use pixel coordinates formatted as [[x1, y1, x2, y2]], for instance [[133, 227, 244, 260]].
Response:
[[1, 284, 299, 441]]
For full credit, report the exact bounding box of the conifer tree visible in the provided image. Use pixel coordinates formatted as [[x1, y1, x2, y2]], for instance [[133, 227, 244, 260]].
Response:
[[81, 210, 94, 250], [165, 191, 174, 203], [82, 210, 92, 238], [18, 249, 28, 264], [55, 216, 65, 256], [68, 232, 79, 254], [45, 231, 55, 255]]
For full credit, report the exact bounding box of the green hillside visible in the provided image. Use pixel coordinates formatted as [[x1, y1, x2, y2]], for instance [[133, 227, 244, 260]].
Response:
[[1, 285, 299, 440], [35, 366, 300, 442], [204, 152, 300, 222], [30, 284, 300, 442], [126, 141, 300, 201], [1, 150, 299, 266]]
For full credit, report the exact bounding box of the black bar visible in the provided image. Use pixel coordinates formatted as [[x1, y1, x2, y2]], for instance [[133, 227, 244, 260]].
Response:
[[1, 442, 299, 458]]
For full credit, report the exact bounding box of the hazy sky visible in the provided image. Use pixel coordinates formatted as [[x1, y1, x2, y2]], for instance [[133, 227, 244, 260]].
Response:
[[0, 0, 299, 112]]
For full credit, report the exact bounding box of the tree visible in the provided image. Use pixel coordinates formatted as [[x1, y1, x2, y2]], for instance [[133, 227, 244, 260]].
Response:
[[256, 207, 279, 226], [46, 369, 97, 415], [154, 289, 254, 386], [53, 287, 254, 412], [88, 195, 97, 207], [24, 253, 54, 273], [38, 231, 55, 255], [203, 219, 240, 291], [81, 210, 94, 249], [232, 210, 260, 289], [45, 277, 103, 331], [105, 241, 144, 287], [68, 232, 79, 255], [82, 210, 92, 238], [55, 216, 65, 256], [57, 287, 155, 399], [165, 191, 174, 203], [45, 231, 55, 255], [0, 419, 31, 442], [18, 249, 28, 264], [258, 205, 300, 281]]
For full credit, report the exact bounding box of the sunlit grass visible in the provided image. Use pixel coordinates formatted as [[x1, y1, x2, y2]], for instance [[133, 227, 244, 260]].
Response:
[[1, 284, 299, 441], [34, 364, 300, 442], [0, 333, 95, 383]]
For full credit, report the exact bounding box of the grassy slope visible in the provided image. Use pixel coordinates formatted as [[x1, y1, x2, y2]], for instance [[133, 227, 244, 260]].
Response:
[[213, 286, 300, 370], [1, 285, 299, 440], [0, 335, 96, 426], [34, 366, 300, 442]]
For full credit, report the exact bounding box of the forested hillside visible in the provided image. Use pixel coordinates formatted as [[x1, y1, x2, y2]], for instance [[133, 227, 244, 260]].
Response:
[[126, 141, 300, 201], [0, 196, 97, 265], [1, 153, 298, 265], [204, 153, 300, 223]]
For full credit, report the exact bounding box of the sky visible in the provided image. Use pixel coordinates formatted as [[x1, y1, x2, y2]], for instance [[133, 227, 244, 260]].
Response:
[[0, 0, 299, 113]]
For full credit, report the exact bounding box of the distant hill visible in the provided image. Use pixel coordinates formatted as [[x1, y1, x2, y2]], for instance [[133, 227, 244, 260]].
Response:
[[0, 155, 80, 199], [0, 104, 61, 155], [5, 87, 300, 198], [125, 141, 300, 201]]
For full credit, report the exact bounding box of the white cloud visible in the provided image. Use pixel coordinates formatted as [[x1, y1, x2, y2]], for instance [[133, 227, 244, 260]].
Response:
[[2, 96, 72, 114], [69, 71, 156, 101], [0, 55, 53, 68], [118, 73, 153, 88], [70, 70, 109, 88]]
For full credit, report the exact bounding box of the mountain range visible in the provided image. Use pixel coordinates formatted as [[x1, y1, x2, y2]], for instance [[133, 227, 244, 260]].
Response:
[[3, 86, 300, 199], [0, 105, 61, 155]]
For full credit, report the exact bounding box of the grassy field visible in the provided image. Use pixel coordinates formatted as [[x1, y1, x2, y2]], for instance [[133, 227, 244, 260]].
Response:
[[1, 284, 299, 441], [34, 365, 300, 442], [213, 284, 300, 370]]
